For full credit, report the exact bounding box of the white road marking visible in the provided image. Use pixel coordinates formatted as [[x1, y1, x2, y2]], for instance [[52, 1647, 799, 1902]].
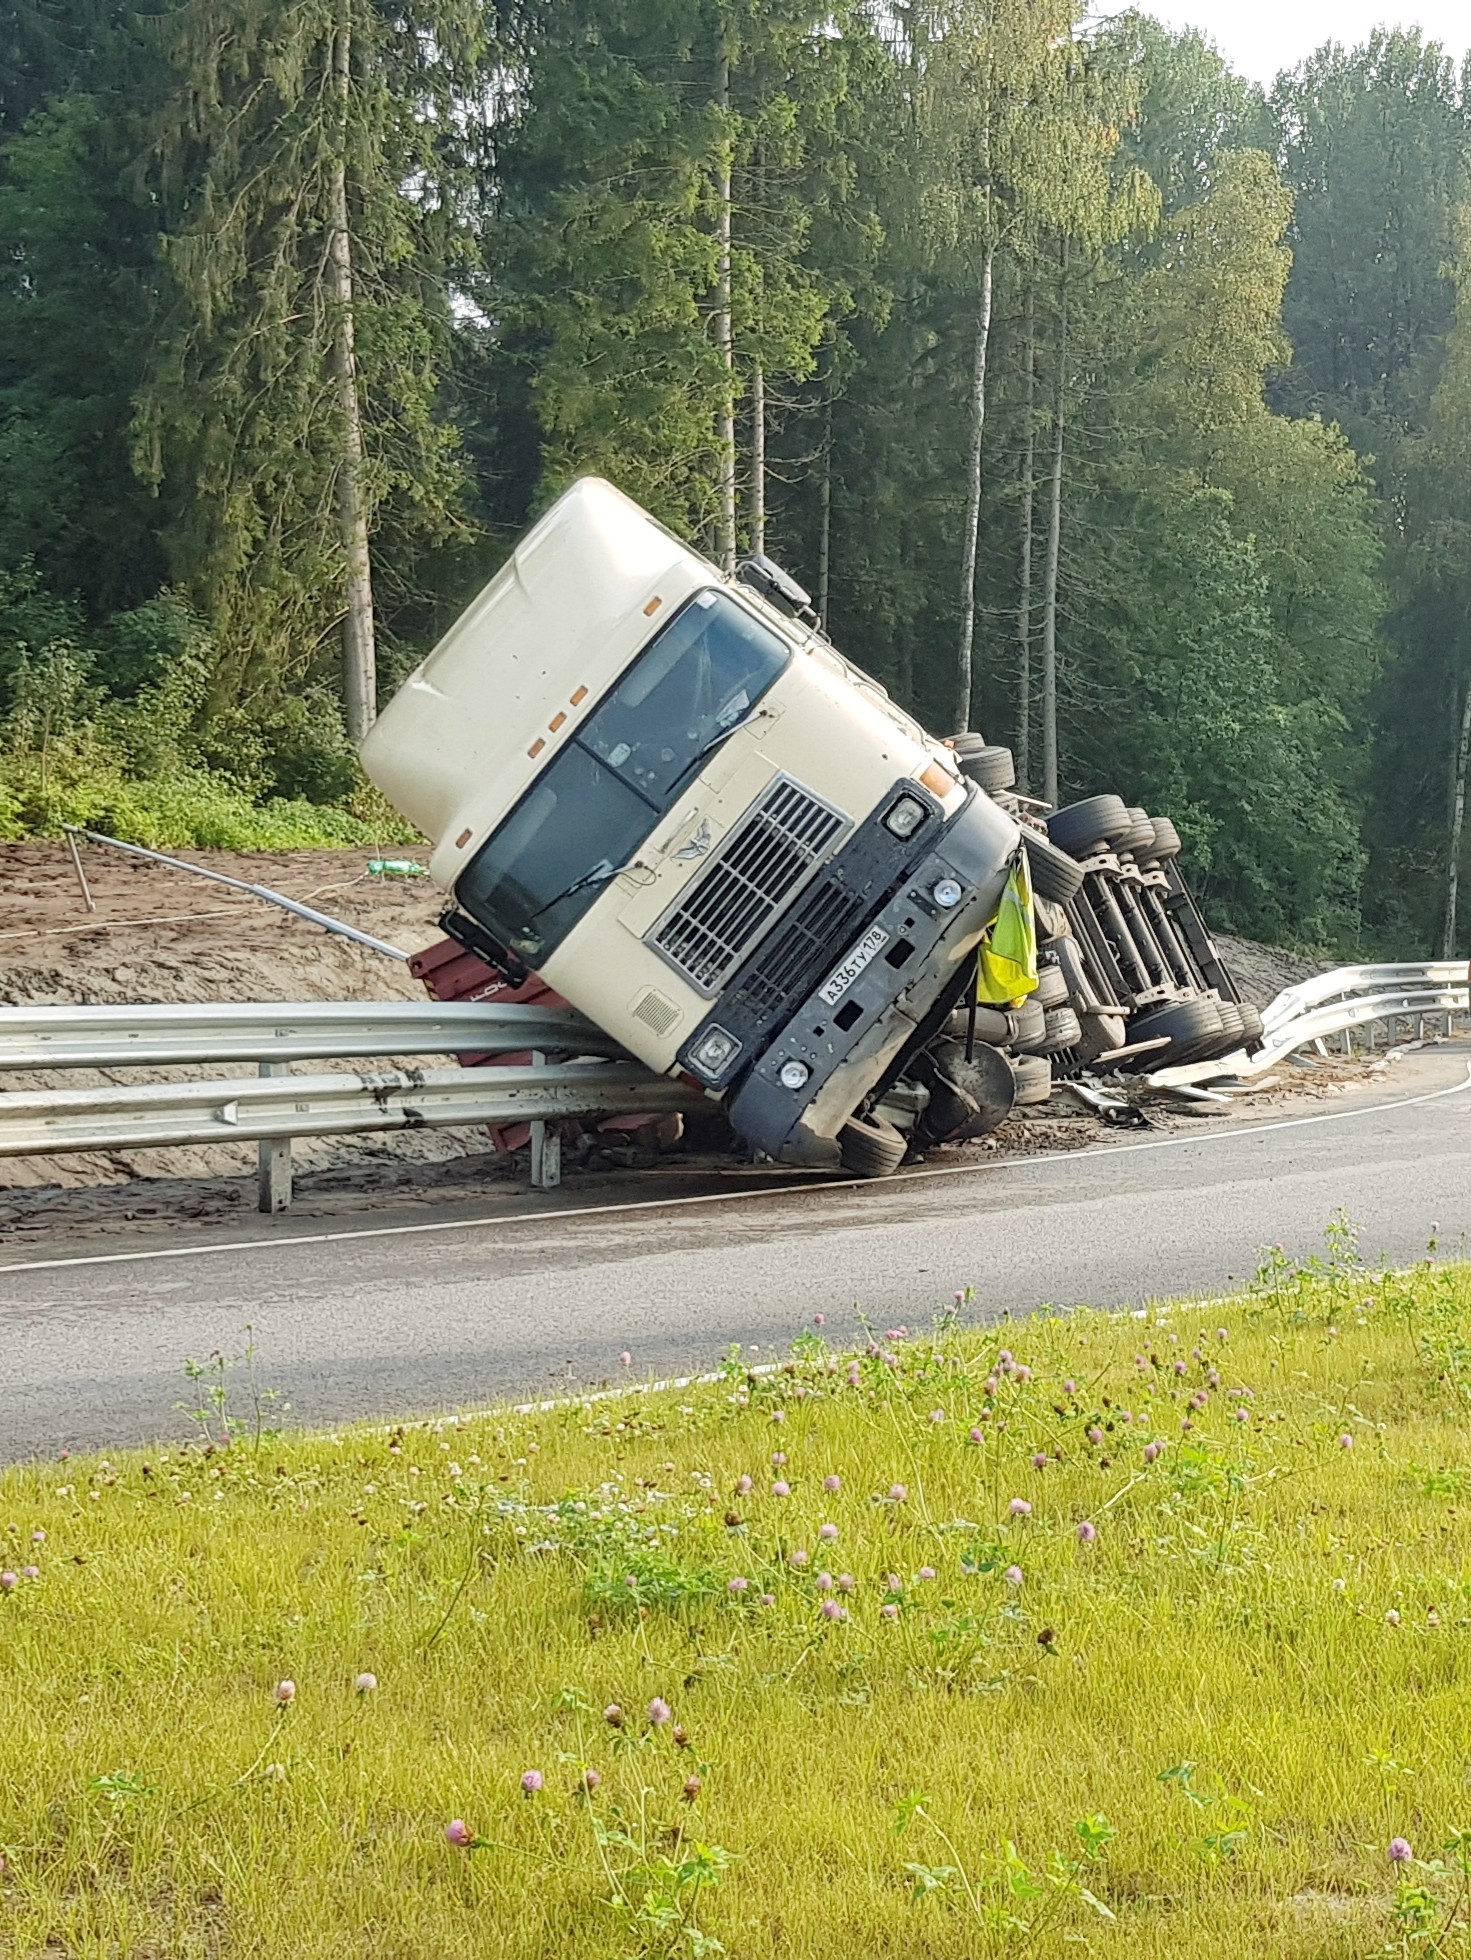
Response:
[[3, 1065, 1467, 1279]]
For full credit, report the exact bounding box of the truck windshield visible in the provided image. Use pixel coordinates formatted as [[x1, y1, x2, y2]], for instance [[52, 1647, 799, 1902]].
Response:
[[457, 590, 790, 963]]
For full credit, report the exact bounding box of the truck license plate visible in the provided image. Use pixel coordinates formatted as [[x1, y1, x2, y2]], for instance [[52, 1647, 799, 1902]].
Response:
[[818, 925, 890, 1006]]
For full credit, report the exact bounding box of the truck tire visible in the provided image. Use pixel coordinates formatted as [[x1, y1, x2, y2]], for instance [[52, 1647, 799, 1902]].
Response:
[[1011, 1053, 1053, 1105], [1125, 997, 1223, 1066], [1073, 1010, 1129, 1067], [1115, 807, 1158, 856], [1239, 1003, 1264, 1047], [1034, 962, 1071, 1010], [838, 1112, 908, 1178], [1006, 997, 1047, 1051], [948, 731, 990, 758], [959, 744, 1016, 794], [1021, 827, 1086, 903], [1036, 1005, 1083, 1054], [913, 1038, 1016, 1144], [942, 1003, 1013, 1045], [1046, 794, 1133, 859], [1215, 1001, 1246, 1046], [1143, 816, 1182, 862]]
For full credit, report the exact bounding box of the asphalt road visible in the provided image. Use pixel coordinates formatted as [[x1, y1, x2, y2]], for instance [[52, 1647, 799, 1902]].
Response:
[[2, 1050, 1469, 1462]]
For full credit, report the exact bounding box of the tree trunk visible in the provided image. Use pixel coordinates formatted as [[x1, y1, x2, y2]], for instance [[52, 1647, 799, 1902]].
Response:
[[1443, 671, 1471, 958], [714, 42, 737, 572], [1016, 281, 1036, 793], [954, 240, 995, 735], [1041, 243, 1068, 810], [328, 16, 376, 745], [817, 386, 832, 623], [750, 353, 765, 557]]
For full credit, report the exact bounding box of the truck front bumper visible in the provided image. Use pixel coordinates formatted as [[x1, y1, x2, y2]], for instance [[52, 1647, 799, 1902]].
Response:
[[722, 788, 1018, 1167]]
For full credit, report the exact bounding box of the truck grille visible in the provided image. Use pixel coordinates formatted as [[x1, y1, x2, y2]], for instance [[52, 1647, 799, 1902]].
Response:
[[650, 777, 846, 993], [734, 875, 869, 1017]]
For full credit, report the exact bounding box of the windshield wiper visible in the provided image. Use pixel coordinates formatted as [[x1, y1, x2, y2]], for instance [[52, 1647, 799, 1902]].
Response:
[[520, 855, 638, 934], [686, 703, 767, 773]]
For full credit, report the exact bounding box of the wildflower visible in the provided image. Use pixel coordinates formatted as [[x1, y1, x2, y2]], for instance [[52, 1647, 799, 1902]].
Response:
[[1339, 1433, 1354, 1449], [30, 1529, 44, 1544], [1076, 1520, 1097, 1544], [728, 1576, 749, 1594], [888, 1483, 908, 1502], [1003, 1565, 1024, 1586], [1332, 1577, 1347, 1592], [1385, 1609, 1401, 1627], [1063, 1380, 1077, 1396], [735, 1475, 753, 1497], [604, 1704, 624, 1728], [274, 1680, 296, 1705], [647, 1698, 672, 1726], [819, 1522, 838, 1541], [1087, 1426, 1104, 1446], [771, 1451, 787, 1466], [1389, 1838, 1413, 1864], [354, 1672, 377, 1694], [772, 1481, 791, 1498], [984, 1376, 999, 1396], [1143, 1441, 1161, 1464], [521, 1770, 543, 1795], [790, 1548, 810, 1566], [886, 1574, 902, 1592], [917, 1565, 936, 1581], [1015, 1365, 1032, 1383], [1173, 1359, 1187, 1377], [771, 1409, 786, 1424], [837, 1573, 855, 1593], [1008, 1497, 1031, 1518], [1120, 1410, 1133, 1423], [1032, 1452, 1048, 1470], [1428, 1607, 1441, 1627], [619, 1351, 632, 1368], [582, 1768, 601, 1792], [824, 1474, 841, 1492], [970, 1427, 985, 1443], [816, 1572, 835, 1592], [445, 1819, 473, 1848], [880, 1602, 899, 1622], [1217, 1328, 1228, 1341], [814, 1313, 826, 1326], [820, 1599, 847, 1621], [682, 1775, 702, 1801], [998, 1349, 1013, 1367], [1233, 1408, 1250, 1423], [929, 1408, 945, 1423], [21, 1565, 39, 1581], [0, 1572, 14, 1593]]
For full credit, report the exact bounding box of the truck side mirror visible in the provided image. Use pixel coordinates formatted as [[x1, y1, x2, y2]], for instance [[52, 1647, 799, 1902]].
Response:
[[735, 553, 816, 624]]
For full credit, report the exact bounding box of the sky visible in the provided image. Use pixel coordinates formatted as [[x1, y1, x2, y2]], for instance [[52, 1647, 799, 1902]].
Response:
[[1138, 0, 1470, 83]]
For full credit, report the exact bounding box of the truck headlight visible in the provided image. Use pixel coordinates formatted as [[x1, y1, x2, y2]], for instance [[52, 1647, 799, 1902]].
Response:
[[883, 794, 927, 840], [932, 878, 963, 909], [778, 1059, 811, 1090], [691, 1027, 740, 1076]]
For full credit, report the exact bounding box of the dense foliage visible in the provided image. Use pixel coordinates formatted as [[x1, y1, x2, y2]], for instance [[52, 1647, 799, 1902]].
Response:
[[0, 1, 1467, 950]]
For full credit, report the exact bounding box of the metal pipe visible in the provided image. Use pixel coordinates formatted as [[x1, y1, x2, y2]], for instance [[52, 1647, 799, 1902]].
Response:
[[61, 826, 410, 961]]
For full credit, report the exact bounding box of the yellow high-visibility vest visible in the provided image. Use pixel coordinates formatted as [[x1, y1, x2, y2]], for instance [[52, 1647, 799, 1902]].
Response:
[[975, 850, 1039, 1004]]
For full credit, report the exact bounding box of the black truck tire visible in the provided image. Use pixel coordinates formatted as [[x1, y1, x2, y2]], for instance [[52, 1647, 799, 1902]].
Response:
[[1143, 816, 1182, 862], [1036, 1005, 1083, 1054], [1034, 962, 1071, 1010], [942, 1003, 1014, 1045], [1010, 1053, 1053, 1105], [1114, 807, 1158, 856], [959, 744, 1017, 794], [1005, 997, 1048, 1051], [1126, 997, 1223, 1066], [1021, 827, 1086, 903], [1046, 794, 1134, 859], [1239, 1002, 1265, 1047], [838, 1112, 908, 1178]]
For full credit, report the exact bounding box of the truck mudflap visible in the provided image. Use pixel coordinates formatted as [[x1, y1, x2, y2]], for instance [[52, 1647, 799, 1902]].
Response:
[[725, 789, 1019, 1167]]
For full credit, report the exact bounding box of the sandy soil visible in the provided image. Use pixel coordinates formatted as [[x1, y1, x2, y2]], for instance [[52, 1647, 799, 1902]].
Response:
[[0, 839, 1343, 1225]]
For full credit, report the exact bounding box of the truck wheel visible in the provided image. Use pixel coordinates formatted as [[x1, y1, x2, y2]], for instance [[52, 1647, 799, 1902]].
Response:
[[838, 1113, 908, 1178], [1073, 1011, 1129, 1067], [1115, 807, 1158, 856], [1011, 1053, 1053, 1105], [1239, 1003, 1264, 1047], [1006, 997, 1047, 1051], [942, 1003, 1013, 1045], [1144, 816, 1182, 862], [913, 1038, 1016, 1144], [1021, 827, 1086, 903], [959, 744, 1016, 794], [1034, 962, 1070, 1010], [1125, 997, 1223, 1066], [1046, 794, 1133, 859], [1036, 1005, 1083, 1054]]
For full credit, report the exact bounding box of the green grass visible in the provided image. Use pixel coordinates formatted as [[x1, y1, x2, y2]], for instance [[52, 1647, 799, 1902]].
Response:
[[3, 1241, 1471, 1957]]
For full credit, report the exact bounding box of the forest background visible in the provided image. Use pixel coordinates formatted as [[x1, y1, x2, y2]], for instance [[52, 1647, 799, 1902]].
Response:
[[3, 0, 1471, 959]]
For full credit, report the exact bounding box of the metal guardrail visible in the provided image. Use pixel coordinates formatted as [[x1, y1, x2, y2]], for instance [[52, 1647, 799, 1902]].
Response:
[[0, 1061, 700, 1158], [1259, 962, 1471, 1035], [0, 1000, 619, 1070]]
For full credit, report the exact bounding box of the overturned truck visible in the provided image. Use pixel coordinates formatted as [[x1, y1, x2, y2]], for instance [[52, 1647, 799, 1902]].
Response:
[[362, 478, 1259, 1178]]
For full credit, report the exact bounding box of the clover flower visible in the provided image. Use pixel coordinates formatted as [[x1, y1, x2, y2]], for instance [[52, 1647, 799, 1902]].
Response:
[[1076, 1520, 1097, 1544], [820, 1599, 846, 1621], [648, 1699, 672, 1726], [1339, 1433, 1354, 1449], [735, 1475, 753, 1497], [880, 1602, 900, 1622], [816, 1571, 834, 1592], [582, 1768, 601, 1792], [771, 1451, 787, 1466], [1004, 1565, 1024, 1585], [917, 1565, 936, 1581], [355, 1672, 377, 1694], [728, 1576, 749, 1594], [1032, 1453, 1048, 1470], [683, 1775, 702, 1801], [1008, 1497, 1031, 1518], [274, 1679, 296, 1705], [618, 1351, 632, 1368], [445, 1819, 473, 1848], [521, 1770, 543, 1795], [819, 1522, 838, 1541], [1389, 1837, 1412, 1863], [888, 1483, 908, 1502], [837, 1573, 855, 1593], [604, 1704, 623, 1728], [1087, 1426, 1104, 1446], [824, 1474, 841, 1492], [1143, 1441, 1161, 1463]]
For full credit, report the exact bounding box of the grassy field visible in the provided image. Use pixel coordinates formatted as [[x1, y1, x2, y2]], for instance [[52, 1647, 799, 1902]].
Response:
[[3, 1237, 1471, 1957]]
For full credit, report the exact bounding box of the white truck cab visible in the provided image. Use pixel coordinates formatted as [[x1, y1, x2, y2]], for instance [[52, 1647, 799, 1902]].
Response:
[[362, 477, 1020, 1171]]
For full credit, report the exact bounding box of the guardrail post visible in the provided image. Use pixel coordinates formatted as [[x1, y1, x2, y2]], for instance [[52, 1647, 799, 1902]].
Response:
[[258, 1060, 293, 1213], [529, 1051, 561, 1191]]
